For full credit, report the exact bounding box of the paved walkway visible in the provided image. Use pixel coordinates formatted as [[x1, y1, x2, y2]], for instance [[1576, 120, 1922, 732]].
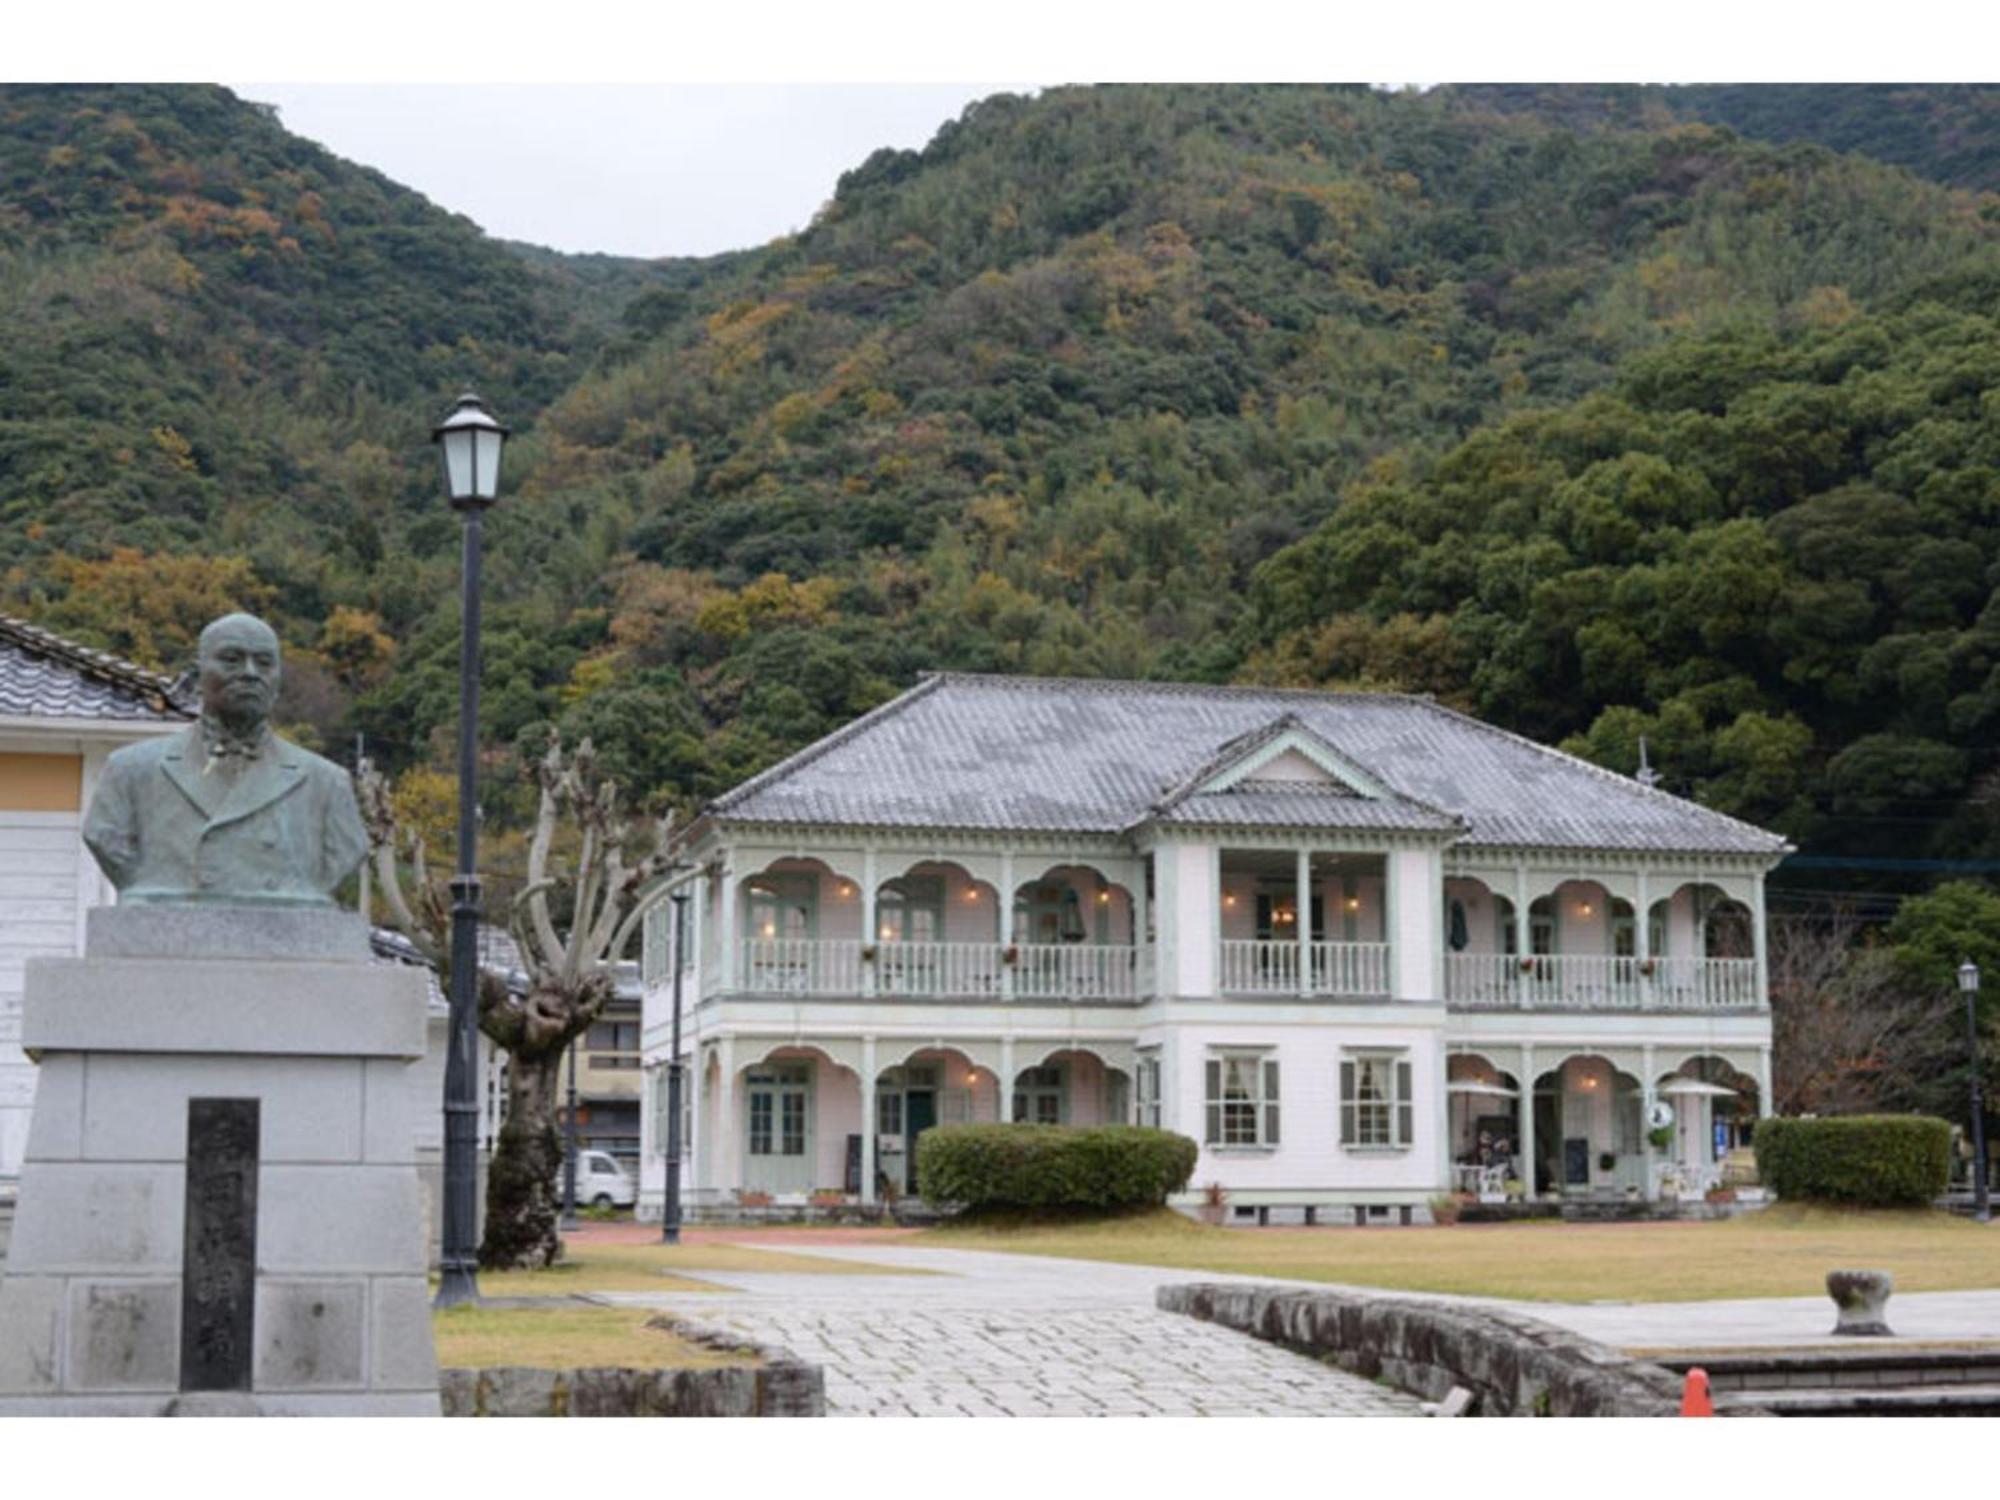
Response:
[[1524, 1287, 2000, 1349], [595, 1243, 1422, 1418]]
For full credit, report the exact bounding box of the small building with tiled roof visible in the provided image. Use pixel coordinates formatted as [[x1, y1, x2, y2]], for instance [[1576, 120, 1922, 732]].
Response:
[[642, 674, 1788, 1224], [0, 615, 191, 1183]]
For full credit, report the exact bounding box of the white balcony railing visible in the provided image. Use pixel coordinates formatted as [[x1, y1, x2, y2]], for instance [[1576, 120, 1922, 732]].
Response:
[[1444, 953, 1762, 1011], [876, 941, 1004, 999], [740, 937, 864, 996], [732, 939, 1141, 1001], [1012, 943, 1140, 1001], [1220, 940, 1392, 997]]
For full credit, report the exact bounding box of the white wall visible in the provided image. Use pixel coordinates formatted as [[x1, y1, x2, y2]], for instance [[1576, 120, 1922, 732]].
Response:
[[1167, 1021, 1444, 1197], [1388, 848, 1442, 1002]]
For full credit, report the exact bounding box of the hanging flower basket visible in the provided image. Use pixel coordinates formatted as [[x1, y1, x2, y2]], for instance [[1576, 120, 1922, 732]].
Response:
[[1003, 944, 1020, 965], [1639, 957, 1659, 977], [861, 944, 878, 962], [1518, 957, 1536, 973]]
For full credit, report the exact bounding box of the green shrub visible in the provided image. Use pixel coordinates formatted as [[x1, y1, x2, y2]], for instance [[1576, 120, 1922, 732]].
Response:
[[916, 1124, 1199, 1212], [1753, 1115, 1952, 1206]]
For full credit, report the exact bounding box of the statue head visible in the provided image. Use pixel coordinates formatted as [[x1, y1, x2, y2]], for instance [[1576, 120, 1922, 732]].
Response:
[[196, 613, 282, 733]]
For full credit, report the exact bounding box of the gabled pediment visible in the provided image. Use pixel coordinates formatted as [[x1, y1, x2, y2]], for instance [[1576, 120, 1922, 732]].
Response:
[[1156, 713, 1392, 810]]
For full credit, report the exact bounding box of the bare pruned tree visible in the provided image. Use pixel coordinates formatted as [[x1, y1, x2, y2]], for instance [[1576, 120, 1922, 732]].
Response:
[[1767, 907, 1954, 1116], [359, 736, 688, 1269]]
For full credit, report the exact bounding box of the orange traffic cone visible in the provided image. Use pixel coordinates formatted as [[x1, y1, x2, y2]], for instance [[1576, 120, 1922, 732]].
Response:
[[1679, 1367, 1714, 1417]]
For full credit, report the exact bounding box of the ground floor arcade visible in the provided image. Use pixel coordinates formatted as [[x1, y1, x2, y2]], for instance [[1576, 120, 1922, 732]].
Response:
[[638, 1015, 1774, 1218]]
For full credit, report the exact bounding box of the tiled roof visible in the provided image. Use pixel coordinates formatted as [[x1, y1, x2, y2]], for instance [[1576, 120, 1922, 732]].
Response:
[[0, 614, 192, 723], [709, 674, 1790, 857]]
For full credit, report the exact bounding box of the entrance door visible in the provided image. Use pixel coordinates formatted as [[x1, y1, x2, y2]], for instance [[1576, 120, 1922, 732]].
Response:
[[745, 1062, 813, 1194], [903, 1089, 937, 1192]]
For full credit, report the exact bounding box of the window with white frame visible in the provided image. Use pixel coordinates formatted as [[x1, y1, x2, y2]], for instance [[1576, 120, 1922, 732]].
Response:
[[1204, 1051, 1279, 1147], [1135, 1053, 1161, 1128], [1340, 1052, 1413, 1149]]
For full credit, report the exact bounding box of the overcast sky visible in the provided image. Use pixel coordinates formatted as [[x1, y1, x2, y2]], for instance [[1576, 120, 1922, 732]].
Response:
[[234, 83, 1038, 259]]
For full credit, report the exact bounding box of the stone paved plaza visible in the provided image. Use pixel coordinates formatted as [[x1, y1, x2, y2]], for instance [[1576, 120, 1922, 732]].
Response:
[[595, 1242, 1423, 1418]]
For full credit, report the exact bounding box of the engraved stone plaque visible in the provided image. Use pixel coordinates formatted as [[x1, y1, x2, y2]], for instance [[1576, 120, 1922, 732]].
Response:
[[179, 1098, 259, 1393]]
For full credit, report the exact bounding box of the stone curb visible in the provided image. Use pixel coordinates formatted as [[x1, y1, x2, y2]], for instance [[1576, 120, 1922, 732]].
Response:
[[439, 1313, 823, 1417], [1159, 1283, 1770, 1417]]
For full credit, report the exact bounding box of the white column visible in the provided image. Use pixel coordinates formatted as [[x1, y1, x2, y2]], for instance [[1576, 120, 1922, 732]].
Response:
[[1131, 855, 1149, 951], [860, 1034, 878, 1206], [715, 1034, 738, 1196], [1758, 1045, 1775, 1119], [1296, 848, 1313, 998], [1514, 862, 1532, 954], [1514, 862, 1533, 1009], [998, 850, 1015, 1002], [691, 874, 706, 996], [999, 1035, 1016, 1125], [1751, 873, 1770, 1011], [1640, 1041, 1657, 1201], [718, 863, 739, 993], [1432, 1032, 1450, 1193], [1153, 845, 1181, 998], [683, 1039, 699, 1205], [861, 847, 879, 999], [1519, 1042, 1537, 1197]]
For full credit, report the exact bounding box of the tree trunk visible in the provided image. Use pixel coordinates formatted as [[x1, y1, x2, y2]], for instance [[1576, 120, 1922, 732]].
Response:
[[480, 1046, 565, 1270]]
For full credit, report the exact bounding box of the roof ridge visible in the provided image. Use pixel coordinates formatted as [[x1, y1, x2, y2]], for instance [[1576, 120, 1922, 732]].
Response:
[[1403, 696, 1792, 853], [924, 671, 1424, 705], [707, 673, 947, 815], [0, 612, 194, 717]]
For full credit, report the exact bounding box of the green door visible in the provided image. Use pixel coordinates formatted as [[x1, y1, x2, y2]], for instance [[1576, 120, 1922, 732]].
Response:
[[904, 1089, 937, 1193]]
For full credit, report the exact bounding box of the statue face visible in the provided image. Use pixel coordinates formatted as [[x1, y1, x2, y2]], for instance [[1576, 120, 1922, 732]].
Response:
[[197, 616, 281, 726]]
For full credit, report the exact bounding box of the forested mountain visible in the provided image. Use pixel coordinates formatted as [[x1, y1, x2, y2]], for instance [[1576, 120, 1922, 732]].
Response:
[[4, 82, 1998, 883], [1441, 85, 2000, 193]]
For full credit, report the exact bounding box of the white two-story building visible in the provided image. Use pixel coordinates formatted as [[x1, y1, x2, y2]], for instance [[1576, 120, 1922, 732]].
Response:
[[637, 674, 1788, 1222]]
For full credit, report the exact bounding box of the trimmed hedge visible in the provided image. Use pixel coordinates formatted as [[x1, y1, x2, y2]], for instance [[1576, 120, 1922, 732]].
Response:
[[916, 1124, 1199, 1211], [1753, 1114, 1952, 1206]]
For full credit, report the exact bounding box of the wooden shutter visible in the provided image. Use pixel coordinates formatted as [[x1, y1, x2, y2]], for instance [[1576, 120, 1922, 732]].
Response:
[[1396, 1059, 1414, 1146], [1263, 1059, 1280, 1146], [1339, 1060, 1356, 1145], [1204, 1058, 1221, 1145]]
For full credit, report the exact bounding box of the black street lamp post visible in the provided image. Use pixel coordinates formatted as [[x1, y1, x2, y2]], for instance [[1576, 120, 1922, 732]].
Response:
[[1959, 959, 1990, 1223], [662, 891, 688, 1244], [433, 391, 508, 1309], [562, 1041, 580, 1231]]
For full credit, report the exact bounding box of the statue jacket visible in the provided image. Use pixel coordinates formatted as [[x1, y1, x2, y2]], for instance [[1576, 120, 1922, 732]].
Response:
[[81, 723, 369, 907]]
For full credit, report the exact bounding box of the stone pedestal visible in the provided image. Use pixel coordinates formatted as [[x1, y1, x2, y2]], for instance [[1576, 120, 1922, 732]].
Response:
[[0, 909, 440, 1415]]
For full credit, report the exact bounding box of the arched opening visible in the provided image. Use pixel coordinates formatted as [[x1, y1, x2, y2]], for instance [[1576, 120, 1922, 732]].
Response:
[[736, 1044, 861, 1201], [875, 1046, 1000, 1195], [1443, 878, 1512, 1004], [1010, 865, 1138, 999], [739, 857, 865, 995], [1530, 1054, 1644, 1197], [1447, 1053, 1522, 1195], [1012, 1047, 1132, 1126], [875, 861, 1002, 996], [1657, 1054, 1761, 1189]]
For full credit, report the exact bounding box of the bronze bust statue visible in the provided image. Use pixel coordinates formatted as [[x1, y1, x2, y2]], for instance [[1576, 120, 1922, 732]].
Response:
[[82, 613, 368, 907]]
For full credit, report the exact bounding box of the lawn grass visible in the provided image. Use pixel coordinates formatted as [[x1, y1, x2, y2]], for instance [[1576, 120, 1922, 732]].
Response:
[[472, 1238, 931, 1297], [923, 1204, 2000, 1303], [432, 1304, 754, 1370]]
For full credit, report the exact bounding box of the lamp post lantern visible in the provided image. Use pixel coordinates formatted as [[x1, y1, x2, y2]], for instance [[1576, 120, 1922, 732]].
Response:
[[1959, 959, 1990, 1223], [433, 391, 508, 1308], [662, 891, 688, 1244]]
